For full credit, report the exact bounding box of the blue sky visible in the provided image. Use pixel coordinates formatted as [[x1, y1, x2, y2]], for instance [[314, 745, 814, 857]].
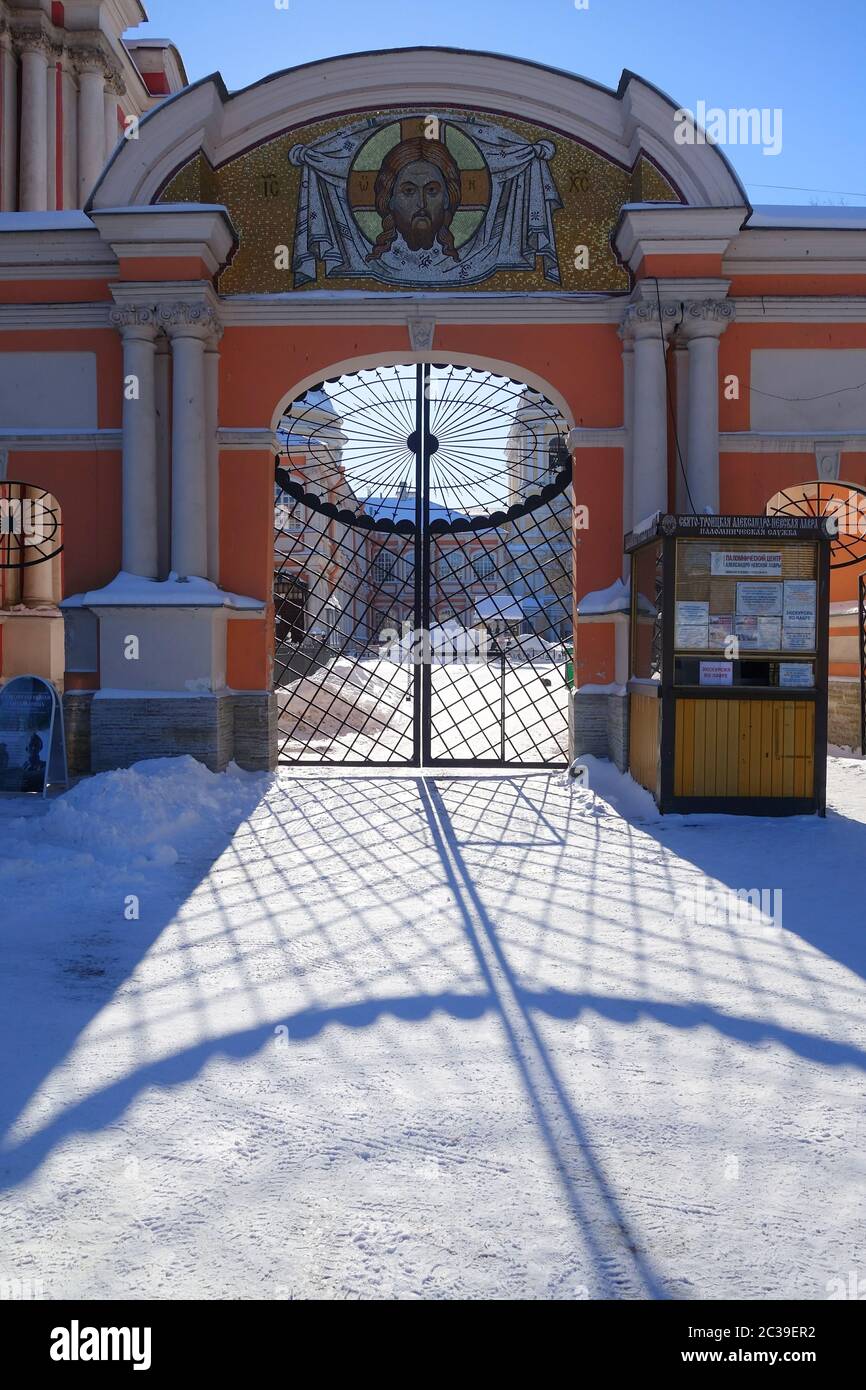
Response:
[[130, 0, 866, 206]]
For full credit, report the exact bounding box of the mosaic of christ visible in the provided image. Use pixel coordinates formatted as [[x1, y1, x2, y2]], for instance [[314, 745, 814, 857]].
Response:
[[365, 136, 463, 263], [288, 112, 564, 288]]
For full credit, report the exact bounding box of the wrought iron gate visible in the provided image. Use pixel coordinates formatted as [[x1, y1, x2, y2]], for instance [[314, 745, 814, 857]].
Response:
[[273, 363, 573, 767]]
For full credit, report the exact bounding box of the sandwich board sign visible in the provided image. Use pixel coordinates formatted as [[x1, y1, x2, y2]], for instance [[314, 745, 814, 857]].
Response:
[[0, 675, 68, 797]]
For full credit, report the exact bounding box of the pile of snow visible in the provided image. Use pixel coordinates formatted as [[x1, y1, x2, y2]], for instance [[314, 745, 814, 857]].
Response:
[[63, 571, 263, 610], [0, 756, 270, 883], [578, 577, 630, 615], [278, 660, 413, 755]]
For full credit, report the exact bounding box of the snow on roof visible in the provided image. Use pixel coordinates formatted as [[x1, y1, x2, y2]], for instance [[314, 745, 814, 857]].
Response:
[[0, 211, 94, 232], [61, 571, 264, 610], [363, 494, 458, 523], [579, 578, 630, 614], [746, 205, 866, 230]]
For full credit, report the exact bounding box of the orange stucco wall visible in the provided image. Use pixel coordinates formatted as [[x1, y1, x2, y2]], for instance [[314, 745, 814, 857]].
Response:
[[3, 291, 866, 696], [5, 450, 122, 597]]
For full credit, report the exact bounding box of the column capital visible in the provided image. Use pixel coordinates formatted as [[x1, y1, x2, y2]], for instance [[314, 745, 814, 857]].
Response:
[[109, 304, 159, 338], [13, 27, 54, 59], [158, 302, 220, 340], [622, 300, 679, 342], [679, 298, 736, 340], [66, 35, 120, 81]]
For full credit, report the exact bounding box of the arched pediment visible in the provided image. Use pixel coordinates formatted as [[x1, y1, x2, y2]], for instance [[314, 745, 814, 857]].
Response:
[[88, 48, 748, 294]]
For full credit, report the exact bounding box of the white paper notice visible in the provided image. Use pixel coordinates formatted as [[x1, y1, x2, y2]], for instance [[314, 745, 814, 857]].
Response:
[[783, 579, 816, 620], [699, 661, 733, 686], [711, 551, 783, 577], [782, 627, 815, 652], [736, 582, 783, 616], [676, 601, 709, 649], [755, 617, 782, 649], [779, 662, 814, 688], [782, 579, 817, 651], [734, 616, 759, 648], [708, 614, 734, 647]]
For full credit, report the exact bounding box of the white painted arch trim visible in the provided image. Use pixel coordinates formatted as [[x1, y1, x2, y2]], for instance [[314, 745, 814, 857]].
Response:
[[266, 350, 578, 435], [88, 49, 747, 214]]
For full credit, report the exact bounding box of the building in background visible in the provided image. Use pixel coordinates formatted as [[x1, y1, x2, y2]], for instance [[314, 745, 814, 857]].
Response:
[[0, 0, 187, 213], [504, 388, 572, 641]]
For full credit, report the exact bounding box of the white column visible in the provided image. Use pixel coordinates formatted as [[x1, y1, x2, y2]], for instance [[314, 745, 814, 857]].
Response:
[[204, 329, 223, 584], [673, 340, 689, 512], [0, 33, 18, 211], [681, 299, 735, 515], [618, 323, 634, 577], [19, 42, 49, 211], [62, 64, 78, 212], [110, 306, 160, 578], [155, 338, 172, 581], [104, 90, 118, 164], [77, 63, 106, 205], [627, 302, 677, 528], [161, 303, 217, 580]]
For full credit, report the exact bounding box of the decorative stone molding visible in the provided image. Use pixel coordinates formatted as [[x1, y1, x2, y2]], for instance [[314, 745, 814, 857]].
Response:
[[408, 316, 435, 351], [158, 302, 220, 338], [109, 304, 159, 336], [679, 297, 736, 338], [622, 300, 679, 339], [9, 27, 57, 59], [815, 445, 842, 481]]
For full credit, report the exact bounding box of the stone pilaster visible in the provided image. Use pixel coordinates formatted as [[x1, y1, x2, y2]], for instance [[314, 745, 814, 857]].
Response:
[[109, 303, 160, 578], [623, 300, 678, 526], [679, 298, 735, 515], [159, 301, 219, 580], [18, 32, 50, 210]]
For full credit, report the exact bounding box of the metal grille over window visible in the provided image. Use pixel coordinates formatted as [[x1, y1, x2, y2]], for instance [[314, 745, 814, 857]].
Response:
[[273, 364, 573, 766]]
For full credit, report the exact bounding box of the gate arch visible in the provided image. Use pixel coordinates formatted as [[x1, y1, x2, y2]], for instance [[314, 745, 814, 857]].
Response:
[[272, 361, 574, 766]]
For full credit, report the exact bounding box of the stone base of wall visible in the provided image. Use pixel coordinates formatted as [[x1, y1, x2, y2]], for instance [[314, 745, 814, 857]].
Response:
[[828, 677, 862, 753], [89, 694, 237, 775], [62, 692, 95, 778], [571, 690, 629, 772], [233, 692, 278, 771]]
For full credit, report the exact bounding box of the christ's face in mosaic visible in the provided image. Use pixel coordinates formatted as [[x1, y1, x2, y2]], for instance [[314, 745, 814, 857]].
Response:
[[388, 159, 450, 250]]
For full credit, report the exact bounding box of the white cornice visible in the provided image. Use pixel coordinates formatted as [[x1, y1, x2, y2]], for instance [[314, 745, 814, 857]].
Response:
[[90, 206, 237, 273], [0, 221, 116, 276], [219, 292, 626, 326], [720, 432, 866, 453], [567, 428, 626, 449], [218, 428, 280, 452], [111, 279, 221, 313], [0, 303, 112, 328], [725, 227, 866, 271], [0, 429, 122, 450], [731, 297, 866, 322], [630, 277, 731, 305], [614, 206, 747, 272]]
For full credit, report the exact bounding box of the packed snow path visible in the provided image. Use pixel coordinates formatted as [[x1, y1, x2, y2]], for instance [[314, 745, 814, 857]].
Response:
[[1, 756, 865, 1300]]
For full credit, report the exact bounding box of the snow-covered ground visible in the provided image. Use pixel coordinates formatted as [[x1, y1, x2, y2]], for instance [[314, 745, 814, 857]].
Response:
[[1, 754, 865, 1300]]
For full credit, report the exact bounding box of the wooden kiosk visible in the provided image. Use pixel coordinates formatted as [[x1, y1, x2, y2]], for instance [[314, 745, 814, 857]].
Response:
[[625, 514, 831, 815]]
